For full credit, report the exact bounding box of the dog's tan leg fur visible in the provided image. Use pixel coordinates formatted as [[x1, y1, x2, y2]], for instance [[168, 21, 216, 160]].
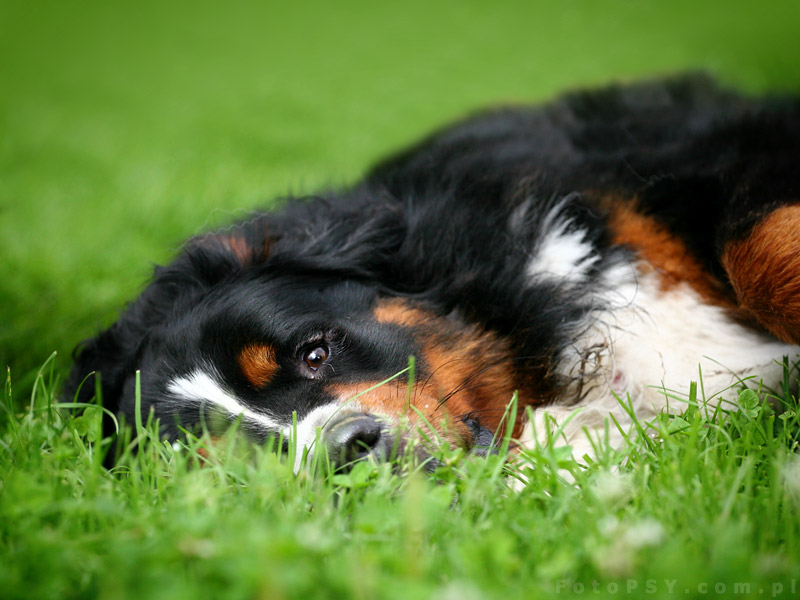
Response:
[[723, 205, 800, 344]]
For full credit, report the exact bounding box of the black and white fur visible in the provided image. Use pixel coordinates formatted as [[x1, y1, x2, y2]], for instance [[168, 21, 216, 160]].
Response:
[[65, 75, 800, 468]]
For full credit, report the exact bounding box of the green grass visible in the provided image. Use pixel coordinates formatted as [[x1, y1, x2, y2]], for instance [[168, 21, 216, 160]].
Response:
[[3, 0, 800, 598], [3, 357, 800, 599]]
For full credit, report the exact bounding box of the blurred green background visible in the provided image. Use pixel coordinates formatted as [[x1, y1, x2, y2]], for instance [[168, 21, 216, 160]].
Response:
[[2, 0, 800, 384]]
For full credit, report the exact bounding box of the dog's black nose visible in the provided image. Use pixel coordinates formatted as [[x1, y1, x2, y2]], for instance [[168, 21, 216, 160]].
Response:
[[324, 413, 390, 467]]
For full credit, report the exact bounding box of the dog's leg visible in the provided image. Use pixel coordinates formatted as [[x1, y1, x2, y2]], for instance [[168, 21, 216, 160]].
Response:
[[723, 204, 800, 344]]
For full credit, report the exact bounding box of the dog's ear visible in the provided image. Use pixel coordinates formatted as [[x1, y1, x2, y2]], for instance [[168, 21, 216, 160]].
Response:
[[63, 259, 209, 415], [62, 215, 273, 412], [65, 323, 134, 412]]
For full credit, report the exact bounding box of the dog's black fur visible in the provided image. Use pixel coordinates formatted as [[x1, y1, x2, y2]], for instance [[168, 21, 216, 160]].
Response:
[[65, 75, 800, 466]]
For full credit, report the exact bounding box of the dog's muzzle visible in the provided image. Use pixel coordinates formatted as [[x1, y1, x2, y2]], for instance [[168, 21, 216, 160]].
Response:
[[321, 413, 498, 472], [323, 413, 395, 469]]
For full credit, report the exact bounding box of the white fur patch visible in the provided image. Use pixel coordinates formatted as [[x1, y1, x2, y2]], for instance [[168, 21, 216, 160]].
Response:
[[167, 368, 364, 471], [525, 203, 598, 282], [167, 369, 285, 433], [288, 401, 363, 472], [519, 266, 800, 460]]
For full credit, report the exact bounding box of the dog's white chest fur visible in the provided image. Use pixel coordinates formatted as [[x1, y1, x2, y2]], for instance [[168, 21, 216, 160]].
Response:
[[520, 260, 798, 458]]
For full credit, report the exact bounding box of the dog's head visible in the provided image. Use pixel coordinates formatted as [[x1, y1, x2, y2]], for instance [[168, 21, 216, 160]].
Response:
[[66, 204, 524, 470]]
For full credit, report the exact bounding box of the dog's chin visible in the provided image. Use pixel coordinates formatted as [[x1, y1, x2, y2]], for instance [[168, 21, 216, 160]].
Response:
[[325, 418, 498, 475], [200, 413, 499, 474], [462, 418, 498, 457]]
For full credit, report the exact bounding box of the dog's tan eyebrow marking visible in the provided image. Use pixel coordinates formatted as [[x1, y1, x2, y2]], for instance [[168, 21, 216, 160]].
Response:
[[191, 220, 272, 267], [223, 236, 252, 265], [237, 344, 279, 388]]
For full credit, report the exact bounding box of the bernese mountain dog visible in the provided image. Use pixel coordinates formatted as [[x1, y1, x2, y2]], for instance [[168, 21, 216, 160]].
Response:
[[65, 75, 800, 470]]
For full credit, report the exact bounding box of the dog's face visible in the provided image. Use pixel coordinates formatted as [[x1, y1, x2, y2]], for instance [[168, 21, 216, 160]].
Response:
[[71, 232, 520, 469]]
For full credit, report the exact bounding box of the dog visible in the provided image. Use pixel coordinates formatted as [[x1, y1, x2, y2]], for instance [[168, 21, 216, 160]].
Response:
[[65, 75, 800, 470]]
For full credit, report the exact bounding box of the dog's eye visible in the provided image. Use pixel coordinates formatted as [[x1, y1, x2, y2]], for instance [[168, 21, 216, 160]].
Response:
[[302, 345, 329, 372]]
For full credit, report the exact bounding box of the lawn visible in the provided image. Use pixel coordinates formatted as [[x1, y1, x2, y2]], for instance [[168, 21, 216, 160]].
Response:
[[2, 1, 800, 598]]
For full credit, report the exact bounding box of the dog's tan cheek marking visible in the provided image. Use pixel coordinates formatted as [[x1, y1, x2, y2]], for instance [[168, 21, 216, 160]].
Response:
[[723, 205, 800, 344], [374, 298, 531, 438], [373, 300, 431, 327], [327, 380, 472, 446], [421, 333, 524, 438], [607, 199, 733, 308], [237, 344, 279, 388], [328, 380, 406, 416], [195, 436, 223, 462]]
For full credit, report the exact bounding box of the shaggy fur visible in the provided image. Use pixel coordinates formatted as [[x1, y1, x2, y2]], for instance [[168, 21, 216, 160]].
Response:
[[65, 75, 800, 467]]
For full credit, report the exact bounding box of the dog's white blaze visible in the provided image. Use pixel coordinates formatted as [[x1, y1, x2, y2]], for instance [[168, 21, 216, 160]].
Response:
[[167, 369, 285, 432], [525, 206, 598, 282], [520, 267, 800, 460], [290, 401, 362, 472], [167, 369, 367, 472]]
